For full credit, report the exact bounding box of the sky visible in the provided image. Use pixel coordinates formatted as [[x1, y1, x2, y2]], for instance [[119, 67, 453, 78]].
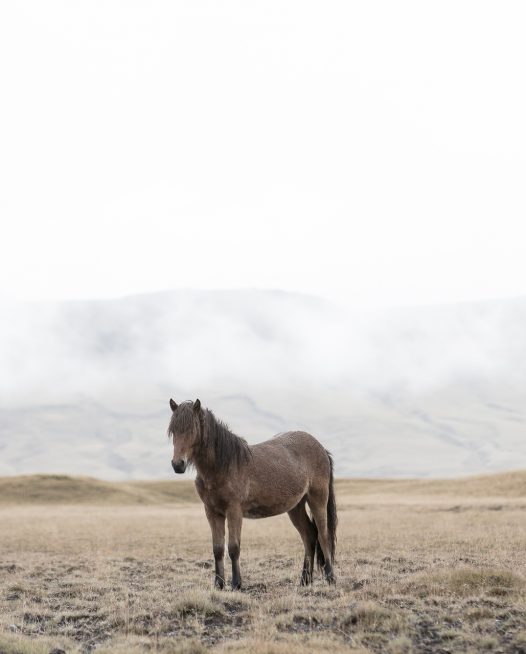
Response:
[[1, 1, 525, 307]]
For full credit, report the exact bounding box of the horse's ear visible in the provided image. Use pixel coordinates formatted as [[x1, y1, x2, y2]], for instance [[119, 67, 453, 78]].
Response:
[[169, 398, 178, 412], [193, 399, 201, 413]]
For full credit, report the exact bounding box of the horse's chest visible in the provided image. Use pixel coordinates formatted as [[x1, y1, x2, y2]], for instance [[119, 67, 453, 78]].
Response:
[[195, 477, 231, 514]]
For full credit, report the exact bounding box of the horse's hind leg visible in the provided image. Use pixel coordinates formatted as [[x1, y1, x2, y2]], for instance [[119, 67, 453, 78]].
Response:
[[307, 488, 335, 584], [288, 498, 317, 585]]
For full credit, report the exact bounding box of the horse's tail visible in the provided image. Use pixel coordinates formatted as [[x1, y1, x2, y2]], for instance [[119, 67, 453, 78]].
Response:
[[314, 449, 338, 570]]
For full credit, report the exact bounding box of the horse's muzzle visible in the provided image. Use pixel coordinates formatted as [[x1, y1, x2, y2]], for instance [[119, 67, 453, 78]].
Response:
[[172, 460, 187, 474]]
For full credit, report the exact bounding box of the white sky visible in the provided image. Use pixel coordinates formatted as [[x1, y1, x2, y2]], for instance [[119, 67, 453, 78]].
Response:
[[1, 1, 525, 307]]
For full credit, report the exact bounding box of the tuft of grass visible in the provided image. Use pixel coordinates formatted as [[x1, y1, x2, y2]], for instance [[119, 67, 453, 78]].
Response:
[[95, 636, 208, 653], [343, 600, 406, 634], [386, 636, 413, 654], [0, 632, 75, 654], [447, 567, 523, 594], [475, 635, 499, 650], [465, 606, 495, 621], [172, 589, 226, 618], [512, 632, 526, 653], [216, 634, 359, 653], [403, 566, 523, 597]]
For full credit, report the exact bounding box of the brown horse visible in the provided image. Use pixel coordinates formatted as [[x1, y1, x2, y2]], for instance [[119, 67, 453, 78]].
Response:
[[167, 398, 337, 590]]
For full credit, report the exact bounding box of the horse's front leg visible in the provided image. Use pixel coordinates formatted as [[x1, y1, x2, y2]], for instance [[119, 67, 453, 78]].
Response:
[[227, 506, 243, 590], [205, 506, 226, 589]]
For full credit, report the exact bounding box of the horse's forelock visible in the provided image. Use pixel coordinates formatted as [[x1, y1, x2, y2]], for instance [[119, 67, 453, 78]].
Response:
[[167, 401, 196, 436]]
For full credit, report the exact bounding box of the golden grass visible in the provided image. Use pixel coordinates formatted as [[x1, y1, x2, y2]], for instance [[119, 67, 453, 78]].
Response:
[[0, 472, 526, 652]]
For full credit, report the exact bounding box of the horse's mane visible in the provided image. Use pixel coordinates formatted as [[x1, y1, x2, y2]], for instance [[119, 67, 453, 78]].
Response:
[[201, 409, 252, 471], [168, 402, 252, 471]]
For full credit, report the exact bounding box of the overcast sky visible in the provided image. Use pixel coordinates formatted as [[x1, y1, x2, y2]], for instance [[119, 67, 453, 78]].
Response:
[[1, 1, 525, 307]]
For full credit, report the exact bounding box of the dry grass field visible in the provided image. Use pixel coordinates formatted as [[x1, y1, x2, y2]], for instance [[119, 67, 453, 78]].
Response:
[[1, 473, 526, 653]]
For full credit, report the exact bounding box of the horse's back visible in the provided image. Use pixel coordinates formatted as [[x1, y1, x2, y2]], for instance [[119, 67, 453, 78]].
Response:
[[250, 430, 330, 476]]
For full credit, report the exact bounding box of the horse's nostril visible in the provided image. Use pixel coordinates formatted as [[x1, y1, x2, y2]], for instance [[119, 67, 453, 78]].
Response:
[[172, 460, 186, 474]]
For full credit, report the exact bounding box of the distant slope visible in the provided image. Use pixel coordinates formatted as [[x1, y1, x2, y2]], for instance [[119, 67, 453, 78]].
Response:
[[1, 471, 525, 505], [0, 475, 199, 505], [335, 470, 526, 498], [1, 289, 526, 478]]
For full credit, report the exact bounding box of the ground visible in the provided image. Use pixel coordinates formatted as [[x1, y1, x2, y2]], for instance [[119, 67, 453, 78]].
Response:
[[1, 473, 526, 653]]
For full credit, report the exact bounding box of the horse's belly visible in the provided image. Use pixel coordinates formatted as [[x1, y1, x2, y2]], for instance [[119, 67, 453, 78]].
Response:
[[243, 504, 280, 519], [242, 496, 301, 519]]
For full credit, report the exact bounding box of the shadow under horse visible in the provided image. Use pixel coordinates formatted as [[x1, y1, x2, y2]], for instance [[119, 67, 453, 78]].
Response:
[[167, 398, 337, 590]]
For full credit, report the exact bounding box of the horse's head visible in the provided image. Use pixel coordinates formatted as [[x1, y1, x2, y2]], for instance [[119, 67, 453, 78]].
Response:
[[167, 398, 202, 474]]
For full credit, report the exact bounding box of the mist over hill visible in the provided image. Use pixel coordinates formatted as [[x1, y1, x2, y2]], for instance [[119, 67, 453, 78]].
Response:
[[0, 290, 525, 479]]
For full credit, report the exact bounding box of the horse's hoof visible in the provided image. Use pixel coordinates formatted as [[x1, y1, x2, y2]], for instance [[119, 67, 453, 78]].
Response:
[[326, 573, 336, 585], [231, 580, 242, 591], [300, 573, 312, 586], [214, 576, 225, 590]]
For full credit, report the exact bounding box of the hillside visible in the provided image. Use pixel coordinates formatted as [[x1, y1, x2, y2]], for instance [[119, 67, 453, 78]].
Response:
[[0, 475, 199, 505], [1, 470, 525, 505], [1, 289, 526, 479]]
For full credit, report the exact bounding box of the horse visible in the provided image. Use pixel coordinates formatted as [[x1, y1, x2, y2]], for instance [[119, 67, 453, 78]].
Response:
[[167, 398, 337, 590]]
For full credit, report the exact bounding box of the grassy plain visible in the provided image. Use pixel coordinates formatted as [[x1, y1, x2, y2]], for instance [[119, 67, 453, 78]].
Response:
[[1, 473, 526, 653]]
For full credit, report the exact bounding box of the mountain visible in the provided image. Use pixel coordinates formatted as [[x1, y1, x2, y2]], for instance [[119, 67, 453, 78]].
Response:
[[0, 290, 525, 479]]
